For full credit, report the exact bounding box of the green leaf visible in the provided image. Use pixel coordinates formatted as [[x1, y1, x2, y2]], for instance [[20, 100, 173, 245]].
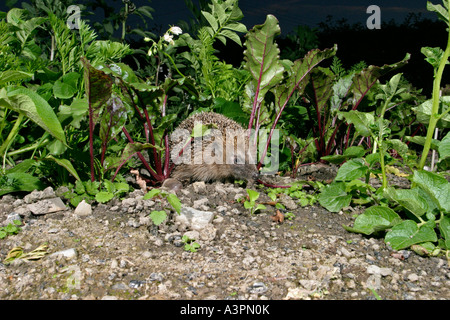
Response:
[[439, 215, 450, 249], [350, 54, 410, 109], [243, 15, 284, 107], [45, 155, 81, 181], [150, 210, 167, 226], [53, 80, 77, 99], [167, 193, 182, 214], [338, 110, 375, 137], [321, 146, 366, 164], [385, 220, 437, 250], [95, 191, 114, 203], [144, 188, 161, 199], [246, 189, 260, 202], [202, 10, 218, 31], [427, 1, 449, 25], [412, 170, 450, 213], [1, 87, 67, 145], [0, 172, 45, 196], [335, 158, 368, 181], [0, 70, 33, 87], [343, 206, 402, 235], [384, 187, 428, 218], [438, 131, 450, 161], [318, 182, 351, 212], [413, 98, 450, 128]]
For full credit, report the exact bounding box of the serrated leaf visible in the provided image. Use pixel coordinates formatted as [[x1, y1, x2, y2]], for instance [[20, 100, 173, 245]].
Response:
[[95, 191, 114, 203], [167, 193, 181, 214], [144, 188, 161, 199], [385, 220, 437, 250], [150, 210, 167, 226]]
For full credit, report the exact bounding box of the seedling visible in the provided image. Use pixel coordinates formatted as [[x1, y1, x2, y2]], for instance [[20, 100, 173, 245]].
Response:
[[182, 235, 200, 253], [244, 189, 266, 214], [144, 188, 182, 225], [0, 220, 22, 239]]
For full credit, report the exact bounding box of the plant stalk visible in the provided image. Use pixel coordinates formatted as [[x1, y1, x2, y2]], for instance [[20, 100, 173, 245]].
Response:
[[418, 18, 450, 170]]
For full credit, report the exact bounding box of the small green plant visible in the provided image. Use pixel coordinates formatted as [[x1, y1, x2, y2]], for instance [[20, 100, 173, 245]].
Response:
[[268, 181, 320, 208], [182, 235, 200, 253], [144, 188, 182, 225], [63, 177, 130, 207], [0, 220, 22, 239], [244, 189, 266, 214]]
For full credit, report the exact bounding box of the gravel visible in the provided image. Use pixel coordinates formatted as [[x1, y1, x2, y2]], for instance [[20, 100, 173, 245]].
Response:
[[0, 176, 449, 300]]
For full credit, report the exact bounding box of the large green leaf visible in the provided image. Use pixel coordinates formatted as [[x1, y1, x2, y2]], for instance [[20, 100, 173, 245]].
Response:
[[384, 187, 428, 218], [343, 205, 402, 235], [243, 14, 284, 117], [0, 70, 33, 87], [337, 110, 375, 137], [1, 87, 66, 145], [413, 98, 450, 128], [317, 182, 351, 212], [273, 46, 337, 111], [335, 158, 368, 181], [385, 220, 437, 250], [350, 53, 410, 109], [412, 170, 450, 213], [439, 215, 450, 249], [0, 172, 44, 196], [81, 57, 113, 125]]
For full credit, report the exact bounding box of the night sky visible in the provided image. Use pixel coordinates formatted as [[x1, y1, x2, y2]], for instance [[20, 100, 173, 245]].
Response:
[[149, 0, 435, 34], [0, 0, 437, 35]]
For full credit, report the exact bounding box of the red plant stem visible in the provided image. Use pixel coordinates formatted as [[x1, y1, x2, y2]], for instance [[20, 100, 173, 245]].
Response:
[[121, 126, 160, 180], [143, 108, 162, 176], [88, 105, 95, 182]]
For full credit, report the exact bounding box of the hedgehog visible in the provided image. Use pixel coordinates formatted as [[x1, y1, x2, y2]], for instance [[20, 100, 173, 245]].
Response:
[[169, 112, 259, 183]]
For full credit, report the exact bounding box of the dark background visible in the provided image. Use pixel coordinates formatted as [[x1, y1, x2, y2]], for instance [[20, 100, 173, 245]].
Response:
[[1, 0, 447, 96]]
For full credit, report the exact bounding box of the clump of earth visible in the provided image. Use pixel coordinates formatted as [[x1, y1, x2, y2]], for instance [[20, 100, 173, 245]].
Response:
[[0, 165, 448, 300]]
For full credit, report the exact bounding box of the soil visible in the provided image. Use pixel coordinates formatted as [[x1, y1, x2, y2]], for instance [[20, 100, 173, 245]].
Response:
[[0, 165, 449, 301]]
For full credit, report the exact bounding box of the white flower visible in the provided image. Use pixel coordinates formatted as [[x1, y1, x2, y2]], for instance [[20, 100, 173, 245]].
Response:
[[169, 26, 182, 35], [163, 33, 174, 45]]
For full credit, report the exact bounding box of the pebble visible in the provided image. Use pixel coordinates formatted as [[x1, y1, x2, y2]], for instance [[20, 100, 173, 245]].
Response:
[[74, 200, 92, 216]]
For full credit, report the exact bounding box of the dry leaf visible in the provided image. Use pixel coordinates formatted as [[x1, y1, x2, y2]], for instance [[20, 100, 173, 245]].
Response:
[[271, 210, 284, 224]]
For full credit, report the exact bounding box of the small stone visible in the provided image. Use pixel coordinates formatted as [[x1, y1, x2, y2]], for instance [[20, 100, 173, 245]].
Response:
[[408, 273, 419, 282], [367, 265, 381, 275], [175, 207, 214, 231], [192, 181, 206, 193], [50, 248, 77, 259], [248, 282, 268, 294], [27, 197, 66, 215], [74, 200, 92, 216]]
